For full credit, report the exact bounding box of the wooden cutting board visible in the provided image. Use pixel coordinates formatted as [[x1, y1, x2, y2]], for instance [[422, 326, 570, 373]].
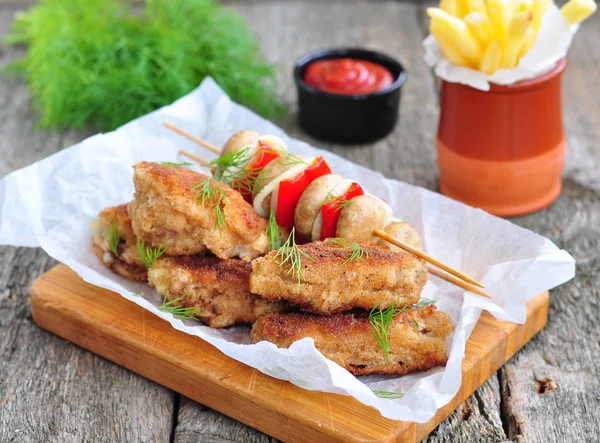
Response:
[[30, 264, 549, 443]]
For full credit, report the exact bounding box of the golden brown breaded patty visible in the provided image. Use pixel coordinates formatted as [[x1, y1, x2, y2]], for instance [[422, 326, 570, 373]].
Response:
[[250, 306, 453, 376], [148, 256, 288, 328], [92, 204, 147, 281], [129, 162, 269, 260], [250, 240, 428, 314]]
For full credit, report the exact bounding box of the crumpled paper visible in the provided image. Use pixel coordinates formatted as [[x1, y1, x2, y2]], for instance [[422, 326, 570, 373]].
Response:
[[0, 78, 575, 422], [423, 5, 577, 91]]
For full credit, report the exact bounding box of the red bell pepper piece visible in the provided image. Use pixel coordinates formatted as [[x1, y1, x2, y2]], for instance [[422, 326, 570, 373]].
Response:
[[319, 182, 364, 240], [276, 157, 331, 229]]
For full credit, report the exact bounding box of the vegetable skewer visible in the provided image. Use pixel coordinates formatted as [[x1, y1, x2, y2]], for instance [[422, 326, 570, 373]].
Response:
[[164, 123, 489, 296]]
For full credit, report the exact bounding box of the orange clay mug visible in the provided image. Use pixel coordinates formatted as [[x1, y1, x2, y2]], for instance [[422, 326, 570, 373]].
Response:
[[436, 58, 568, 217]]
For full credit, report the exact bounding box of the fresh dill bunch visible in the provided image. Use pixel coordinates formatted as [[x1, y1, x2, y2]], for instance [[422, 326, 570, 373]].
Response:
[[274, 227, 314, 290], [136, 238, 166, 270], [372, 390, 404, 400], [160, 162, 194, 167], [4, 0, 283, 131], [193, 178, 228, 235], [106, 222, 121, 256], [266, 210, 282, 251], [328, 238, 369, 264], [369, 299, 437, 363], [159, 295, 205, 320]]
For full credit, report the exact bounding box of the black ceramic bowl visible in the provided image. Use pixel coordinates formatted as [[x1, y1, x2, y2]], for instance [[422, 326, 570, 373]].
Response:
[[294, 48, 407, 144]]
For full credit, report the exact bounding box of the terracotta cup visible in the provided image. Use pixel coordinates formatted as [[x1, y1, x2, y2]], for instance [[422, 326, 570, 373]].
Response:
[[437, 58, 567, 217]]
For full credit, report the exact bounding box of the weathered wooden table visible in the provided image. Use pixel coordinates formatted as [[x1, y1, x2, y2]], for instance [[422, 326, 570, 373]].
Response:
[[1, 1, 598, 442]]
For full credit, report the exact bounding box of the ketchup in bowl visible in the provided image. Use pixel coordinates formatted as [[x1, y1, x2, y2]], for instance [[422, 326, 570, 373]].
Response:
[[303, 58, 394, 95]]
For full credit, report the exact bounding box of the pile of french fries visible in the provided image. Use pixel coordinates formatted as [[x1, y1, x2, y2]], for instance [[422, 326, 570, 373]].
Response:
[[427, 0, 597, 74]]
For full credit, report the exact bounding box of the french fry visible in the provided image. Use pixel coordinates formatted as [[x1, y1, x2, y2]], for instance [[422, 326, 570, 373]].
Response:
[[516, 0, 533, 12], [467, 0, 488, 15], [480, 39, 503, 74], [503, 10, 534, 69], [456, 0, 471, 17], [519, 27, 537, 58], [531, 0, 552, 31], [487, 0, 513, 37], [427, 8, 483, 66], [561, 0, 597, 24], [431, 21, 473, 67], [440, 0, 460, 17], [465, 12, 495, 44]]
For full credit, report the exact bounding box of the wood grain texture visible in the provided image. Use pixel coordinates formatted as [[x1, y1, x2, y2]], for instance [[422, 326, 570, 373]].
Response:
[[30, 264, 549, 443]]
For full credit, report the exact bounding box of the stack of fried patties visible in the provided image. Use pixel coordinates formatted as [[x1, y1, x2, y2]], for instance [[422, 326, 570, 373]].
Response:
[[92, 161, 287, 328], [249, 240, 453, 375], [92, 161, 453, 376]]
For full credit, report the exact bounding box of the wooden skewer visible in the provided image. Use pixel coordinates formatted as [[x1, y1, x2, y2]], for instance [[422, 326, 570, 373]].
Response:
[[166, 125, 487, 293], [428, 267, 491, 298], [163, 122, 222, 155], [372, 229, 485, 288], [179, 149, 209, 166]]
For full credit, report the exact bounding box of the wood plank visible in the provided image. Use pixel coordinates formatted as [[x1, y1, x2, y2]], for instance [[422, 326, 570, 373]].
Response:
[[0, 6, 176, 442], [30, 264, 549, 443]]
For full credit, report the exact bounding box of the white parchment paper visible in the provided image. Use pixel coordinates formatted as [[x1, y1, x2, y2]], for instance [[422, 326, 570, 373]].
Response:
[[0, 78, 575, 422], [423, 5, 577, 91]]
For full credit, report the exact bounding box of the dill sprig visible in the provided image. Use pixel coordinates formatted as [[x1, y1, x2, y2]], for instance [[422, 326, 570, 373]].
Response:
[[328, 238, 369, 264], [369, 299, 437, 364], [266, 210, 282, 251], [369, 304, 397, 364], [158, 295, 205, 320], [372, 390, 404, 400], [106, 222, 121, 256], [131, 291, 145, 297], [211, 147, 253, 182], [274, 227, 314, 290], [4, 0, 283, 131], [280, 152, 308, 167], [193, 178, 228, 235], [136, 238, 166, 270], [160, 161, 194, 167], [325, 192, 356, 211]]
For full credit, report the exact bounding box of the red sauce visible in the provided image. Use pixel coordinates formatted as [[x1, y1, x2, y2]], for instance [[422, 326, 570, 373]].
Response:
[[304, 58, 394, 95]]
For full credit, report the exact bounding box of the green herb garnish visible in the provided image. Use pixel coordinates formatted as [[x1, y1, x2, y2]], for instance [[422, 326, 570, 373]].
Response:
[[193, 178, 228, 235], [369, 304, 397, 364], [280, 152, 308, 167], [160, 162, 194, 167], [369, 299, 437, 364], [5, 0, 283, 131], [413, 319, 419, 329], [329, 238, 369, 264], [325, 192, 356, 211], [106, 222, 121, 256], [266, 210, 282, 251], [131, 291, 145, 297], [159, 295, 205, 320], [372, 390, 404, 400], [274, 227, 314, 290], [136, 238, 166, 270]]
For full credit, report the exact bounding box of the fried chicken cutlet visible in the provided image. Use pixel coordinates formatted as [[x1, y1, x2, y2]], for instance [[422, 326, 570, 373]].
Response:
[[92, 203, 147, 281], [251, 306, 453, 376], [148, 256, 289, 328], [250, 240, 428, 314], [129, 162, 269, 261]]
